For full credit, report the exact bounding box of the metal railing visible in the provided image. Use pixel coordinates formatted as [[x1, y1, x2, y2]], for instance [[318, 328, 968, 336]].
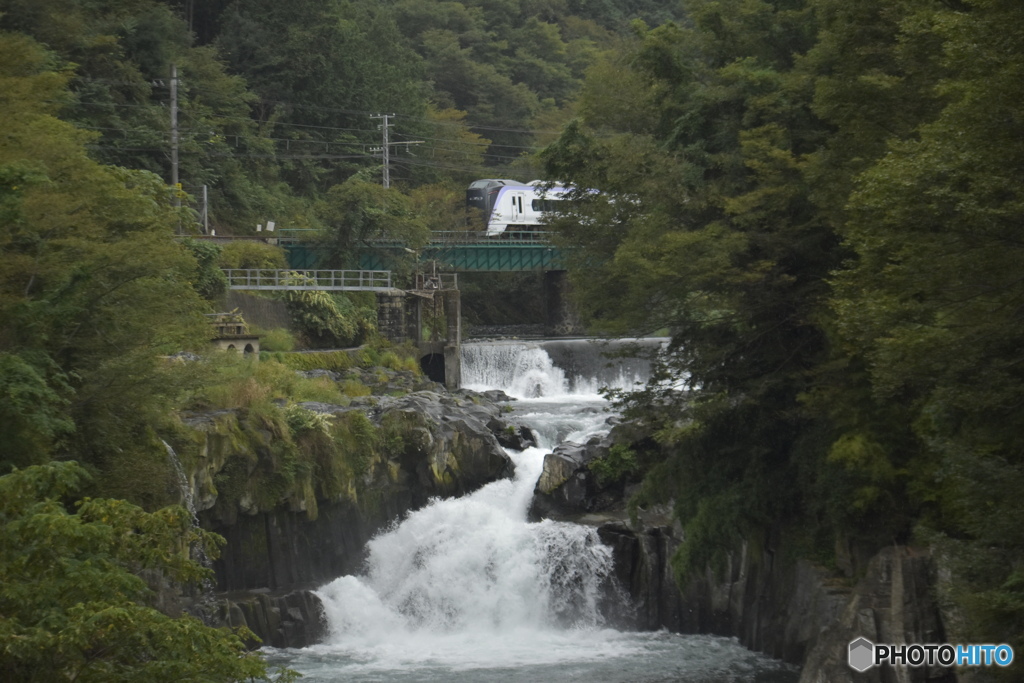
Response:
[[427, 230, 554, 244], [223, 269, 393, 291], [361, 230, 555, 246]]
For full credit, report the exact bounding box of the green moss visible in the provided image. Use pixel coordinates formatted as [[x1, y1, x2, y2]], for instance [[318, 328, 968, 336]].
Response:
[[340, 379, 371, 397]]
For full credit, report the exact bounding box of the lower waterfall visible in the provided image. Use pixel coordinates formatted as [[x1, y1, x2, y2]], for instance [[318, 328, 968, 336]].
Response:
[[267, 340, 797, 682]]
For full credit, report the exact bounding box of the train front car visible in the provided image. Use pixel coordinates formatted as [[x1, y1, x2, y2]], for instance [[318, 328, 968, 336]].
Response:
[[467, 179, 570, 237], [466, 179, 520, 232]]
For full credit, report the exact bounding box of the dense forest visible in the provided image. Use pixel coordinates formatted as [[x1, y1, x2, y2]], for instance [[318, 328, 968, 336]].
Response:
[[542, 0, 1024, 669], [2, 0, 1023, 679]]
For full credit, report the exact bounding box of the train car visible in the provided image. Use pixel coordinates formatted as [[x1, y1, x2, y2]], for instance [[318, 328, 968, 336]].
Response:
[[466, 179, 571, 236]]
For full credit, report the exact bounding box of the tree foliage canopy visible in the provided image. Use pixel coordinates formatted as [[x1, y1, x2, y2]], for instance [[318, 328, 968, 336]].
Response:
[[0, 32, 210, 485], [543, 0, 1024, 653], [0, 461, 292, 682]]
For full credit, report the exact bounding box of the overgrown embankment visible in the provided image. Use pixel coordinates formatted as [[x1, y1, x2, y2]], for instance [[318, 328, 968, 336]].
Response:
[[165, 351, 533, 647]]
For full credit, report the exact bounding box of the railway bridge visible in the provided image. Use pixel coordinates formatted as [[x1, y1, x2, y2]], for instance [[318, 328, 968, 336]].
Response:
[[280, 230, 578, 338], [217, 231, 578, 389]]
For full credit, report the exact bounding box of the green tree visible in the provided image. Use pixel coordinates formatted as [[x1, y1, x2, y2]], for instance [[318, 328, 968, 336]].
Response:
[[829, 0, 1024, 652], [319, 174, 428, 273], [0, 32, 210, 494], [543, 4, 842, 576], [0, 461, 293, 682], [0, 0, 303, 235], [216, 0, 427, 192]]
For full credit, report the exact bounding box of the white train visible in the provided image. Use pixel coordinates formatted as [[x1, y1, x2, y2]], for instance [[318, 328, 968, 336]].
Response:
[[466, 179, 571, 236]]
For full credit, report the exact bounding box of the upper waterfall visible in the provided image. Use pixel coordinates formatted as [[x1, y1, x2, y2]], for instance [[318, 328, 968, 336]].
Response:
[[460, 338, 663, 399]]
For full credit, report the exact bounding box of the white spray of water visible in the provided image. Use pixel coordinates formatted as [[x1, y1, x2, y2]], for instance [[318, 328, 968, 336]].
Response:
[[461, 343, 571, 398], [316, 448, 613, 643], [163, 439, 196, 520], [460, 340, 654, 399]]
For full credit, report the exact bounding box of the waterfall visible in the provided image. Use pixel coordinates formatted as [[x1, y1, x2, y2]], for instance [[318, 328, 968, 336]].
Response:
[[163, 439, 216, 621], [461, 338, 662, 398], [317, 450, 614, 640], [275, 339, 798, 682], [163, 439, 196, 521], [310, 340, 636, 669]]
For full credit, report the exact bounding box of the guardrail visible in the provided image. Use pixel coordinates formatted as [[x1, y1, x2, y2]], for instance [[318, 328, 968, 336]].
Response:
[[424, 230, 555, 244], [223, 269, 393, 291]]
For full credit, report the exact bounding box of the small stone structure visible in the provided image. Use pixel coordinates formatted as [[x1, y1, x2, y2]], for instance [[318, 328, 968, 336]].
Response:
[[376, 272, 462, 389], [208, 311, 260, 355]]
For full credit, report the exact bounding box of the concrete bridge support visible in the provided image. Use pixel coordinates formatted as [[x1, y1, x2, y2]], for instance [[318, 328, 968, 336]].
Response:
[[376, 286, 462, 390], [544, 270, 583, 337], [375, 289, 407, 343]]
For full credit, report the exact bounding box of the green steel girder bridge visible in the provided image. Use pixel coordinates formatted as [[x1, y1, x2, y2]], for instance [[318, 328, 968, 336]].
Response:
[[281, 231, 564, 272]]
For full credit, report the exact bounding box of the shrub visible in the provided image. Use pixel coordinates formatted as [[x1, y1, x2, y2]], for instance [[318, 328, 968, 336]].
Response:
[[217, 241, 288, 270], [255, 327, 296, 352]]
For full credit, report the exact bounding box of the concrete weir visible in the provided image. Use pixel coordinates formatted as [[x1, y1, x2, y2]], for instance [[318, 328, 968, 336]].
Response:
[[376, 273, 462, 390]]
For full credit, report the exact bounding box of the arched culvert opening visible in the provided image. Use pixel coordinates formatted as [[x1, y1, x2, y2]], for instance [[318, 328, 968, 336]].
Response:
[[226, 344, 236, 351], [420, 353, 445, 384], [243, 343, 255, 354]]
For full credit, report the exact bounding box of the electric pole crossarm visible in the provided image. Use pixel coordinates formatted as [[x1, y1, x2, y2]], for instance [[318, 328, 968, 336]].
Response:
[[370, 114, 424, 188]]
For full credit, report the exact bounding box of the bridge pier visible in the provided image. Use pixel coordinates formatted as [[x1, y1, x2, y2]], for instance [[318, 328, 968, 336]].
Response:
[[375, 279, 462, 390], [375, 289, 408, 343], [544, 270, 583, 336]]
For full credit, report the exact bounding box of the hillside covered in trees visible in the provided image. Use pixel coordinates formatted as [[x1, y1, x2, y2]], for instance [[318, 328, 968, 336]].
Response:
[[0, 0, 680, 678], [542, 0, 1024, 668], [2, 0, 682, 236]]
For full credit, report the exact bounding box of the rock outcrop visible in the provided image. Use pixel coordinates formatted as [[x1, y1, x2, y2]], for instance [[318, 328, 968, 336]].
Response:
[[532, 424, 956, 681], [529, 428, 629, 522], [216, 589, 327, 649], [176, 387, 527, 648]]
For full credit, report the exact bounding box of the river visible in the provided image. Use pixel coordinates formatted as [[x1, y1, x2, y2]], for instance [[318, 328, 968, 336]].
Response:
[[264, 339, 798, 682]]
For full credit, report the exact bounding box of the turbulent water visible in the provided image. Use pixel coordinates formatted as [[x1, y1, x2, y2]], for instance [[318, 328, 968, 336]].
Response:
[[265, 340, 798, 682]]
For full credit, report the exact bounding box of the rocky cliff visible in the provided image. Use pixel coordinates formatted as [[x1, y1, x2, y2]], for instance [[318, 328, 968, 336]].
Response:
[[175, 387, 530, 647], [531, 425, 956, 682]]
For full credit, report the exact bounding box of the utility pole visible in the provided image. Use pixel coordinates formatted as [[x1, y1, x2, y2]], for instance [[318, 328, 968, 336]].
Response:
[[170, 64, 179, 193], [370, 113, 423, 189], [169, 64, 182, 233], [370, 113, 394, 188]]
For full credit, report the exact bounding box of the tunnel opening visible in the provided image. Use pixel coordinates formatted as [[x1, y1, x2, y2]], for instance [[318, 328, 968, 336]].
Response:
[[420, 353, 445, 384]]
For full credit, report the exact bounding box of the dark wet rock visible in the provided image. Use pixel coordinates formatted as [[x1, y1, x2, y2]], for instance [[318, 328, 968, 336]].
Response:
[[529, 432, 626, 520], [213, 589, 327, 649]]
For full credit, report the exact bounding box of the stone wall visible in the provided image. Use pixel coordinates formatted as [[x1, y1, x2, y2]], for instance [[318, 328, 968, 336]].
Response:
[[220, 290, 291, 330]]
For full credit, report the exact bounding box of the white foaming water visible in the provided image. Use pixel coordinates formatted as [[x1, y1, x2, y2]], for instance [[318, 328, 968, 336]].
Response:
[[461, 343, 571, 398], [460, 339, 654, 399], [268, 340, 797, 682], [311, 447, 620, 673]]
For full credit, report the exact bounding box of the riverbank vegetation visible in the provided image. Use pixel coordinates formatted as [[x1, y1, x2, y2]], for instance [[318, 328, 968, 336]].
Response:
[[543, 0, 1024, 661]]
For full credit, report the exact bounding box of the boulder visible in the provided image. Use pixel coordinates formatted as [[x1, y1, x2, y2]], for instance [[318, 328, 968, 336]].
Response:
[[214, 589, 327, 649]]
